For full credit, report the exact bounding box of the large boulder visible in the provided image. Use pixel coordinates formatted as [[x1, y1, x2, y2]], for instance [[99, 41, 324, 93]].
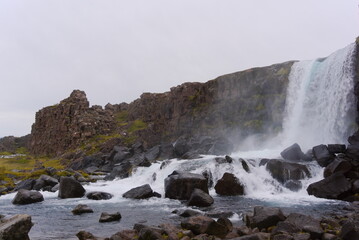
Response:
[[0, 214, 33, 240], [122, 184, 155, 199], [33, 174, 58, 191], [165, 171, 208, 200], [345, 144, 359, 160], [312, 145, 335, 167], [187, 188, 214, 207], [265, 159, 311, 184], [12, 189, 44, 205], [181, 215, 230, 237], [214, 172, 244, 196], [58, 177, 86, 199], [86, 191, 113, 200], [280, 143, 305, 161], [307, 172, 352, 200], [323, 158, 352, 178], [284, 213, 323, 239], [246, 206, 286, 230]]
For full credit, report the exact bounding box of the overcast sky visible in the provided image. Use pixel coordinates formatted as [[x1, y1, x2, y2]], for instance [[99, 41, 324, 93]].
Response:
[[0, 0, 358, 137]]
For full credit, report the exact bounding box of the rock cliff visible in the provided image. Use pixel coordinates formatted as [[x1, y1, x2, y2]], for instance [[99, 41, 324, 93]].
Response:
[[30, 61, 294, 156]]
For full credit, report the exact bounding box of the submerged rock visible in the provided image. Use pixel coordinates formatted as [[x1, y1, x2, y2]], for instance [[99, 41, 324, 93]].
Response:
[[214, 172, 244, 196], [165, 171, 208, 200], [265, 159, 311, 184], [0, 214, 33, 240], [72, 204, 94, 215], [99, 212, 122, 223], [86, 191, 113, 200], [12, 189, 44, 205]]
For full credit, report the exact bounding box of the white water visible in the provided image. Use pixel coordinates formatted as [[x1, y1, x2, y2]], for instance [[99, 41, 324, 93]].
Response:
[[281, 43, 357, 150]]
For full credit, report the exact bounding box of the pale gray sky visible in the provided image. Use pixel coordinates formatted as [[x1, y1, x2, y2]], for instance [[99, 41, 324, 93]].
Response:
[[0, 0, 358, 137]]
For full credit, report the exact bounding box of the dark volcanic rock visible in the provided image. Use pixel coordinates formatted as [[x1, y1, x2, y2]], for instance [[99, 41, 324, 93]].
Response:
[[246, 206, 286, 230], [214, 172, 244, 196], [181, 215, 214, 235], [307, 172, 352, 200], [280, 143, 305, 161], [265, 159, 311, 184], [327, 144, 346, 154], [323, 158, 352, 178], [86, 191, 113, 200], [284, 213, 323, 239], [284, 180, 302, 192], [72, 204, 94, 215], [104, 161, 133, 181], [345, 144, 359, 160], [99, 212, 122, 223], [187, 188, 214, 207], [165, 171, 208, 200], [12, 189, 44, 205], [0, 214, 33, 240], [14, 179, 35, 191], [312, 145, 335, 167], [33, 174, 58, 191], [58, 177, 86, 199], [122, 184, 155, 199], [339, 220, 359, 240]]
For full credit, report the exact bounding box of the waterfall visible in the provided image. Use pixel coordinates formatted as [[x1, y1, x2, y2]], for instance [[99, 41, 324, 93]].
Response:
[[281, 43, 357, 150]]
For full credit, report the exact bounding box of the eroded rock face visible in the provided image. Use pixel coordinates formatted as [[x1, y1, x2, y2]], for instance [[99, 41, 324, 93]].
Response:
[[30, 90, 116, 156]]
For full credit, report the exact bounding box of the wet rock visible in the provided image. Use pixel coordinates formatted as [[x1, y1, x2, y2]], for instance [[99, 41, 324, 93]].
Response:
[[293, 233, 311, 240], [86, 191, 113, 200], [259, 158, 270, 166], [246, 206, 286, 230], [323, 158, 352, 178], [215, 155, 233, 164], [241, 159, 250, 173], [33, 174, 58, 191], [72, 204, 94, 215], [202, 170, 213, 188], [280, 143, 305, 161], [353, 180, 359, 193], [272, 221, 300, 235], [312, 144, 335, 167], [284, 180, 302, 192], [99, 212, 122, 223], [110, 229, 137, 240], [181, 216, 214, 235], [235, 233, 270, 240], [0, 214, 33, 240], [104, 161, 133, 181], [112, 146, 131, 164], [158, 144, 175, 160], [179, 209, 202, 218], [307, 172, 352, 200], [207, 138, 234, 155], [12, 189, 44, 205], [138, 226, 164, 240], [76, 231, 106, 240], [145, 145, 161, 162], [272, 233, 294, 240], [345, 144, 359, 160], [206, 211, 234, 219], [174, 137, 190, 157], [206, 218, 232, 238], [165, 171, 208, 200], [58, 177, 86, 199], [187, 188, 214, 207], [266, 159, 311, 184], [327, 144, 346, 154], [14, 179, 35, 191], [321, 233, 337, 240], [214, 172, 244, 196], [122, 184, 155, 199], [284, 213, 323, 239], [159, 223, 183, 240]]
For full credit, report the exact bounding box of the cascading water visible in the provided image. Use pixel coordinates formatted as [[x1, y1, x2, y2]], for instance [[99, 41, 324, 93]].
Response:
[[281, 43, 357, 150], [0, 43, 357, 240]]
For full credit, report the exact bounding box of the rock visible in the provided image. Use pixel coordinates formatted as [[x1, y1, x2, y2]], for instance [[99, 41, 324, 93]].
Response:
[[145, 145, 161, 162], [0, 214, 33, 240], [110, 230, 137, 240], [202, 170, 213, 188], [293, 233, 311, 240], [323, 158, 352, 178], [234, 233, 270, 240], [104, 161, 133, 181], [214, 172, 244, 196], [206, 211, 234, 219], [259, 158, 270, 166], [265, 159, 311, 184], [14, 179, 35, 191], [12, 189, 44, 205], [241, 159, 250, 173], [208, 138, 234, 155], [138, 226, 164, 240], [99, 212, 122, 223], [165, 171, 208, 200], [33, 174, 58, 191], [72, 204, 94, 215], [339, 220, 359, 240], [327, 144, 346, 154], [215, 156, 232, 164], [307, 172, 352, 200], [51, 184, 59, 192], [353, 180, 359, 193], [246, 206, 286, 230], [181, 216, 214, 235], [76, 231, 106, 240], [272, 221, 300, 235], [280, 143, 305, 161], [86, 191, 113, 200], [312, 144, 335, 167], [345, 144, 359, 160], [158, 144, 175, 160], [122, 184, 155, 199], [272, 233, 294, 240], [206, 218, 232, 238], [187, 188, 214, 207], [321, 233, 337, 240], [58, 177, 86, 199], [159, 223, 183, 240], [284, 213, 323, 239], [174, 137, 190, 157], [179, 209, 202, 218], [284, 180, 302, 192]]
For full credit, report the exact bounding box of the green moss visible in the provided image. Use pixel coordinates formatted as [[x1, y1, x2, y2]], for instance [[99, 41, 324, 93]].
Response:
[[28, 169, 48, 179], [0, 152, 12, 156], [115, 111, 129, 126], [15, 147, 29, 155], [356, 37, 359, 44], [177, 232, 185, 239], [276, 67, 290, 76], [128, 120, 148, 133], [243, 120, 263, 130]]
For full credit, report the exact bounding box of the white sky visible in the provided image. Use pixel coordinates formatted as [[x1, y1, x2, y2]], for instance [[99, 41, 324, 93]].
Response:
[[0, 0, 358, 137]]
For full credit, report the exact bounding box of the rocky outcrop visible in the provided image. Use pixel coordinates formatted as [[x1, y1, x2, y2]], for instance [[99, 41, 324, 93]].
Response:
[[0, 135, 30, 153], [0, 214, 33, 240], [30, 90, 116, 156], [30, 61, 294, 157]]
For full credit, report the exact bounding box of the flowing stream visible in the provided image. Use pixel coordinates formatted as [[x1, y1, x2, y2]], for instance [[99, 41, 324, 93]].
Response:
[[0, 43, 357, 239]]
